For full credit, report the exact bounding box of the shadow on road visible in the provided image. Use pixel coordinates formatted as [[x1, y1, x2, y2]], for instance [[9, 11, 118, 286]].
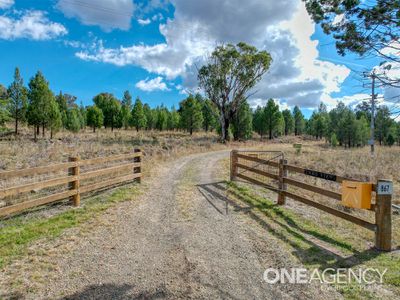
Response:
[[59, 282, 242, 300], [60, 283, 166, 300], [197, 181, 382, 270]]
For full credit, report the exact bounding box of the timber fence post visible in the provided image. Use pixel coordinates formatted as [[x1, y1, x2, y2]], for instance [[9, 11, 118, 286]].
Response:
[[278, 159, 287, 205], [231, 150, 238, 181], [68, 156, 80, 207], [134, 149, 142, 183], [375, 179, 392, 251]]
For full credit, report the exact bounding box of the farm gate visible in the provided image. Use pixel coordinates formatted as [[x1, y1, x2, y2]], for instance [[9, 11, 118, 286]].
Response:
[[230, 150, 393, 251]]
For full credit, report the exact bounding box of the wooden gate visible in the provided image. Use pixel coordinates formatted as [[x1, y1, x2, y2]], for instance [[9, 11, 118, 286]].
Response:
[[230, 150, 393, 251]]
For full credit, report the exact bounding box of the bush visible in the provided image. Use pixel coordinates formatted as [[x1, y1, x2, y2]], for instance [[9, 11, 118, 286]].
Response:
[[330, 133, 338, 147], [386, 134, 395, 147]]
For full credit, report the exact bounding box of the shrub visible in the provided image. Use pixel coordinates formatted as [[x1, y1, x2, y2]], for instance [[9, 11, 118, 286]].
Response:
[[331, 133, 338, 147]]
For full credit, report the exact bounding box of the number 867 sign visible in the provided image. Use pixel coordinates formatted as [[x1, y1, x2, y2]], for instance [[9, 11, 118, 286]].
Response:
[[377, 181, 393, 195]]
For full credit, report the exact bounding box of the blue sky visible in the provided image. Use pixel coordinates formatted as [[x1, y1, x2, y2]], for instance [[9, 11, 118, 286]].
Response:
[[0, 0, 393, 118]]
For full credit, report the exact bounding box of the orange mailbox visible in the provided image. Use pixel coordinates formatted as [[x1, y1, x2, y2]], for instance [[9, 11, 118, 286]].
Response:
[[342, 181, 373, 209]]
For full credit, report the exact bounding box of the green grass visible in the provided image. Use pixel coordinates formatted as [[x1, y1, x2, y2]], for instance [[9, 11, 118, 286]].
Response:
[[227, 181, 400, 299], [0, 184, 141, 269]]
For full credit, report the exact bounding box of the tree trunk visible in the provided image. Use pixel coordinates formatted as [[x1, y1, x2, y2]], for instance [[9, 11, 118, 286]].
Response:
[[50, 128, 53, 139], [34, 126, 37, 142], [93, 126, 96, 133], [233, 130, 238, 141], [42, 124, 45, 137], [223, 118, 230, 142], [36, 125, 40, 136], [15, 116, 18, 135]]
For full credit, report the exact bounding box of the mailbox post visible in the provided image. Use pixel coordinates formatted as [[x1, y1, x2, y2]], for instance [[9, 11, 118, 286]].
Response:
[[375, 179, 393, 251]]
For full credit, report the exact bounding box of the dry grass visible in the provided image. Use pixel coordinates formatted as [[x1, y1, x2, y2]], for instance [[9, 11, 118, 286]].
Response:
[[0, 126, 222, 170], [250, 140, 400, 204]]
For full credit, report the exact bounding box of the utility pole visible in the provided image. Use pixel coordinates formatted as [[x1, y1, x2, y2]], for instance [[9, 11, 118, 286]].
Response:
[[371, 71, 376, 155], [364, 70, 377, 156]]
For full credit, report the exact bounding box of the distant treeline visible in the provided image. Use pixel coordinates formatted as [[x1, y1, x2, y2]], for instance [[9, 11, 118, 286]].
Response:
[[0, 68, 219, 140], [251, 99, 398, 147], [0, 68, 397, 147]]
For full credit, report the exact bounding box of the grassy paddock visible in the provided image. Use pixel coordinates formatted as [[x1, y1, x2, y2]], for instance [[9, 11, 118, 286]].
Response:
[[0, 183, 142, 269]]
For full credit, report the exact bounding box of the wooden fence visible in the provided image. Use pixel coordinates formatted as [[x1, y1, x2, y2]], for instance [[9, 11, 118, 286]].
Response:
[[0, 149, 142, 218], [230, 150, 392, 251]]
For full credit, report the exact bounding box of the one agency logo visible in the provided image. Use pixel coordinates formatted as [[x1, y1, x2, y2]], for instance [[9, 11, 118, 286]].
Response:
[[263, 268, 387, 285]]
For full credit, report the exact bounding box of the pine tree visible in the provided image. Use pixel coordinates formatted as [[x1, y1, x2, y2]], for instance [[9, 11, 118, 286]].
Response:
[[121, 90, 132, 129], [156, 106, 168, 131], [308, 112, 327, 140], [27, 71, 54, 140], [122, 90, 132, 109], [293, 106, 305, 136], [179, 95, 203, 135], [253, 106, 266, 139], [48, 100, 62, 139], [93, 93, 121, 131], [131, 97, 147, 132], [264, 99, 281, 139], [66, 108, 81, 133], [375, 106, 392, 146], [79, 102, 86, 129], [56, 92, 68, 128], [0, 84, 9, 127], [143, 104, 154, 130], [7, 67, 28, 135], [167, 106, 180, 131], [86, 106, 104, 132], [232, 100, 253, 140], [282, 109, 294, 135]]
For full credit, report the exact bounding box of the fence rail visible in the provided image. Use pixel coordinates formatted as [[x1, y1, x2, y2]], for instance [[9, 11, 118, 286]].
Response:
[[0, 149, 142, 218], [230, 150, 392, 251]]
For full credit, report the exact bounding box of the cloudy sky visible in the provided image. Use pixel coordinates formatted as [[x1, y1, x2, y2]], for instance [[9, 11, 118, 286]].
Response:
[[0, 0, 394, 117]]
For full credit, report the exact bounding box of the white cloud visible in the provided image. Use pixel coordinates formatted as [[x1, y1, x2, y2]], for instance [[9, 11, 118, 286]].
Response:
[[138, 18, 151, 26], [74, 0, 352, 109], [57, 0, 135, 31], [152, 13, 164, 22], [138, 0, 169, 14], [0, 10, 67, 40], [64, 39, 84, 48], [381, 41, 400, 58], [0, 0, 14, 9], [135, 76, 170, 92]]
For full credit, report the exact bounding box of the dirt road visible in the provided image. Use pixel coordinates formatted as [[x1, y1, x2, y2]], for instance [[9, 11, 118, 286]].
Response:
[[5, 150, 342, 299]]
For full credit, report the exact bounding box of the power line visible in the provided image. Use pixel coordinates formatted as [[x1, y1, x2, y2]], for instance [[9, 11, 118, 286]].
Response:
[[57, 0, 135, 18]]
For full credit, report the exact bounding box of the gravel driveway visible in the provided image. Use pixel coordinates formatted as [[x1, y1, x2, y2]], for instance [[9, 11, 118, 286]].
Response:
[[4, 150, 342, 299]]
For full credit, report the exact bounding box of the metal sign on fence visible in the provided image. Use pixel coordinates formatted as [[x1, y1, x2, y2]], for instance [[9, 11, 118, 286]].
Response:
[[304, 169, 337, 182]]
